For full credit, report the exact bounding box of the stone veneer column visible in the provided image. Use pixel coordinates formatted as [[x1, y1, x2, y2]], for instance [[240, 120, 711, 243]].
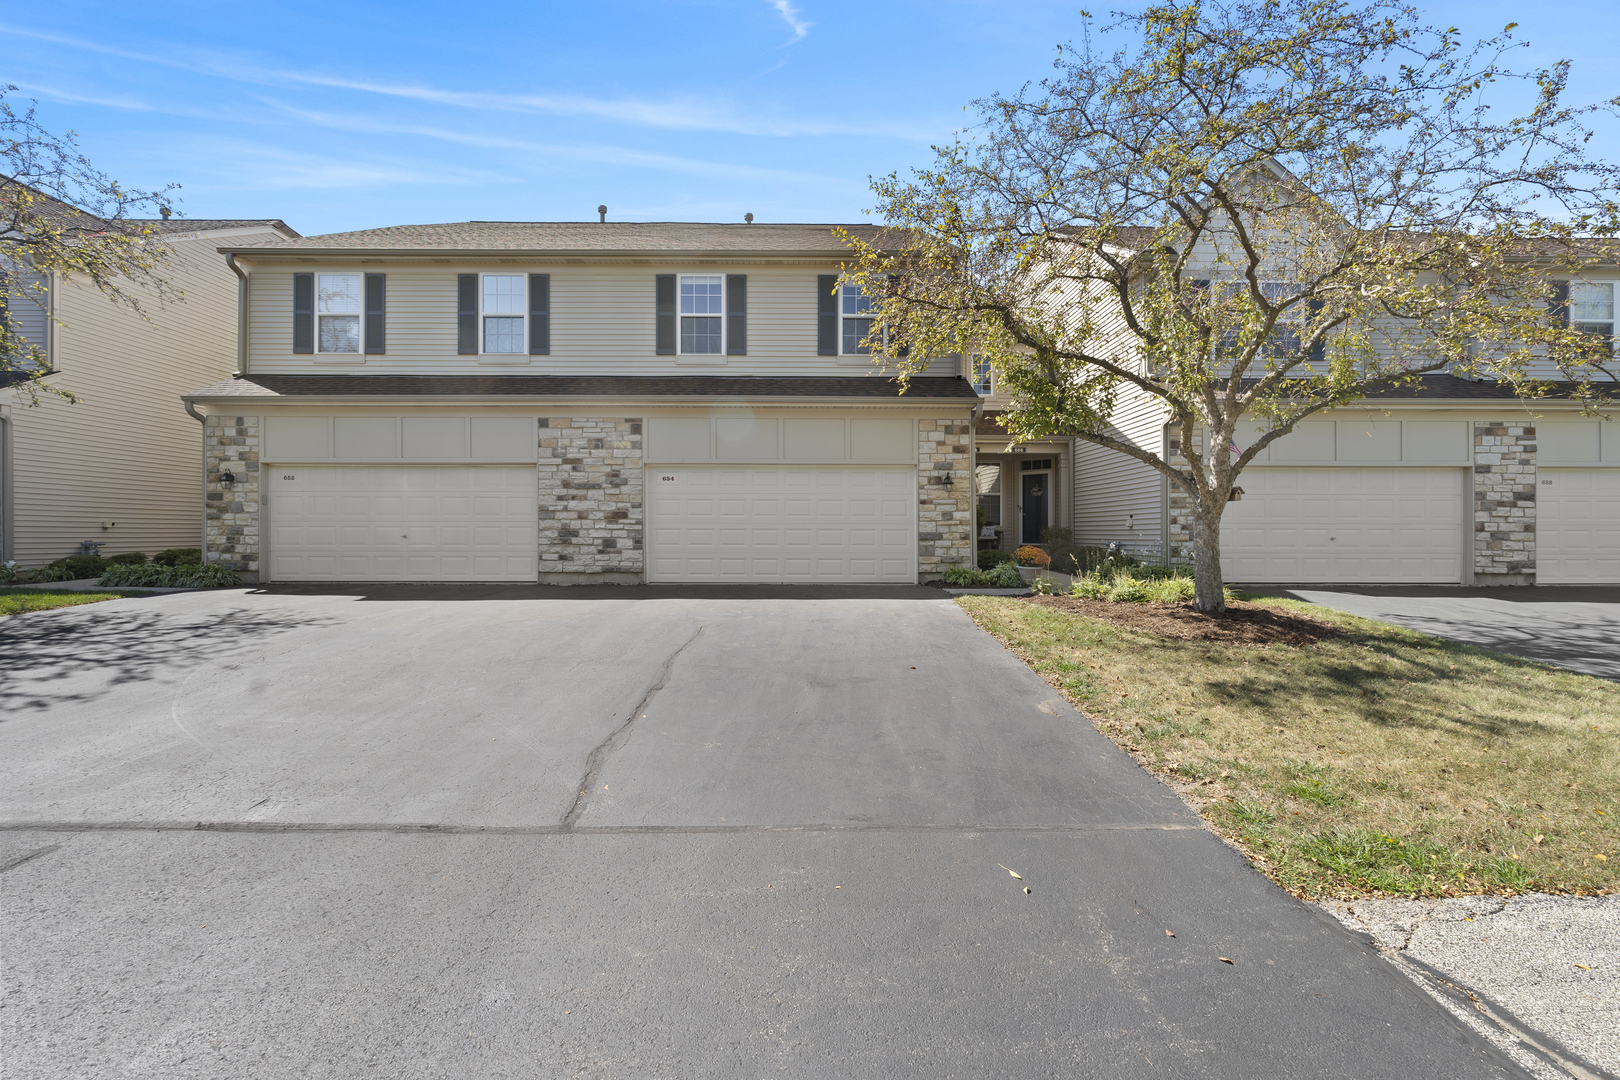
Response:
[[537, 417, 644, 583], [1473, 420, 1537, 584], [917, 418, 973, 579], [1164, 430, 1199, 561], [204, 413, 260, 579]]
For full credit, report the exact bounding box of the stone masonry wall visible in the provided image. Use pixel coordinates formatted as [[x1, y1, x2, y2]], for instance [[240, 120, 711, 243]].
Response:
[[204, 413, 260, 579], [918, 418, 973, 579], [1165, 431, 1199, 560], [1473, 420, 1536, 583], [537, 416, 644, 580]]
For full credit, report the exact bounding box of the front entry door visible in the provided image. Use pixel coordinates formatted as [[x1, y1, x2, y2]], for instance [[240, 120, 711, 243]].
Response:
[[1021, 472, 1048, 544]]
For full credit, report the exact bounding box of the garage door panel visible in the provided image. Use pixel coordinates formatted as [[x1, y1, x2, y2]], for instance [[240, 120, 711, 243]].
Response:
[[271, 466, 537, 582], [651, 467, 915, 582], [1538, 468, 1620, 583], [1222, 468, 1463, 584]]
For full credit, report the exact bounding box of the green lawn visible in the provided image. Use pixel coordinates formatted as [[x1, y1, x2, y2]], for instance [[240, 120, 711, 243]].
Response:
[[958, 595, 1617, 900], [0, 588, 133, 617]]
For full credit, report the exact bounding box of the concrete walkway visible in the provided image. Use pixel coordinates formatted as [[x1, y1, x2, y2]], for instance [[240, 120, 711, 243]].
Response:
[[1256, 586, 1620, 680], [0, 586, 1533, 1079]]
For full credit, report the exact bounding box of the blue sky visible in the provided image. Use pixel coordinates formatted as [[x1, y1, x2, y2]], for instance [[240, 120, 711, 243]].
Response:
[[5, 1, 1616, 237]]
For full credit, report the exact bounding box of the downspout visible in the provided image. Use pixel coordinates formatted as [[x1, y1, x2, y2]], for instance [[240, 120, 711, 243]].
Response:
[[226, 253, 248, 376], [185, 398, 207, 560]]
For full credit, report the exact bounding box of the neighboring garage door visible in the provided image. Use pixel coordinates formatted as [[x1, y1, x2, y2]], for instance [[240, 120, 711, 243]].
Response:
[[1221, 468, 1465, 584], [648, 467, 915, 582], [269, 466, 538, 582], [1537, 469, 1620, 584]]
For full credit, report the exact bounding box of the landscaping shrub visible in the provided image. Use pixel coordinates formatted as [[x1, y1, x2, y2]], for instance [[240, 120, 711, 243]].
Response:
[[49, 555, 107, 579], [977, 548, 1013, 571], [1065, 568, 1204, 603], [987, 562, 1025, 589], [941, 566, 991, 586], [1013, 545, 1050, 567], [151, 548, 203, 566], [97, 563, 241, 588], [105, 551, 148, 566]]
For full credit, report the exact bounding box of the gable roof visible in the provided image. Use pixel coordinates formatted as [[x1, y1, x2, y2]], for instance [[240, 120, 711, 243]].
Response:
[[183, 373, 981, 402], [220, 221, 892, 257]]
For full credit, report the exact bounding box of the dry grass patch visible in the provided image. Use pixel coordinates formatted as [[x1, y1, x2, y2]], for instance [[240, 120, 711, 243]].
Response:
[[0, 588, 130, 617], [959, 594, 1618, 900]]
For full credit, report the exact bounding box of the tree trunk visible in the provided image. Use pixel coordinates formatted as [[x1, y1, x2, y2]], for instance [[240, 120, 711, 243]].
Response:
[[1191, 497, 1227, 614]]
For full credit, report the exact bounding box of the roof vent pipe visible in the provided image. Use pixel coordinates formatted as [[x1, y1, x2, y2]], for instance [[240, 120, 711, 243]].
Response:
[[744, 212, 754, 224], [597, 205, 607, 223]]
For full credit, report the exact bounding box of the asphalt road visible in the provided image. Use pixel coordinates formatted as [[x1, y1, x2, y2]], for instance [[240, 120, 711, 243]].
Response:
[[0, 585, 1530, 1079]]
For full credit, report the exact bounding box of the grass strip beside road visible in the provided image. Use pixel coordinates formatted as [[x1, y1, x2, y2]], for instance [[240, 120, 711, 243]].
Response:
[[958, 595, 1618, 900], [0, 588, 132, 617]]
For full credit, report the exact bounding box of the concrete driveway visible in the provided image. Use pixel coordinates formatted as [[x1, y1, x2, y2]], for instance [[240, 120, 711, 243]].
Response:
[[1259, 585, 1620, 679], [1, 586, 1526, 1079]]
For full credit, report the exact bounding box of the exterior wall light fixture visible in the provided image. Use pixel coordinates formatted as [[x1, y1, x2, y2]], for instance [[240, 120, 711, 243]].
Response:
[[219, 470, 236, 486]]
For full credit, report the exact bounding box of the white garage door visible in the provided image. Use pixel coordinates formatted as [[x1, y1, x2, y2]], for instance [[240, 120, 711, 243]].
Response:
[[269, 467, 537, 582], [1537, 468, 1620, 584], [1221, 468, 1465, 584], [649, 468, 916, 582]]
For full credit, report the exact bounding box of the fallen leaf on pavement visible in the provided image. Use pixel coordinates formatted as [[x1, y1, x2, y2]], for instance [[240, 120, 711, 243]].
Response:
[[1218, 957, 1234, 965], [999, 864, 1024, 880], [1165, 930, 1175, 937], [1574, 964, 1591, 970]]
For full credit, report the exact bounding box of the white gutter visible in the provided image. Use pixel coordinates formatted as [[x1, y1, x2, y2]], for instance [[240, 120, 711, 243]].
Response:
[[184, 400, 208, 559]]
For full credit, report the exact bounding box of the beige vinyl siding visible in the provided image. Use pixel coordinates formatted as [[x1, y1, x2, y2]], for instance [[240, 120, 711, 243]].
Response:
[[1072, 391, 1167, 552], [245, 261, 958, 378], [5, 228, 282, 565]]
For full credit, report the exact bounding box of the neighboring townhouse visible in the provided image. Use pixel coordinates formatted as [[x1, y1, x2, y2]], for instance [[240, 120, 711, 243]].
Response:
[[1, 216, 300, 566], [182, 222, 981, 585], [1069, 238, 1620, 587]]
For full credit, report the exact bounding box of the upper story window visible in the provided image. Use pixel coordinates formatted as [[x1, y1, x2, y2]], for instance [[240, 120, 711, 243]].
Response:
[[680, 274, 723, 354], [317, 273, 361, 353], [1, 266, 50, 368], [1571, 281, 1614, 354], [971, 354, 993, 394], [841, 284, 873, 355], [483, 274, 525, 354]]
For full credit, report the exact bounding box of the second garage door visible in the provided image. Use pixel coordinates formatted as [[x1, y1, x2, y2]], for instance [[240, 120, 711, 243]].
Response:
[[1220, 467, 1466, 584], [269, 466, 538, 582], [648, 468, 916, 582], [1537, 468, 1620, 584]]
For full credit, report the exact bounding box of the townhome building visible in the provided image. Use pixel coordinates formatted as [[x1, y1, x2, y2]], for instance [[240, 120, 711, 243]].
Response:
[[182, 222, 982, 585], [1068, 237, 1620, 587], [2, 215, 300, 565]]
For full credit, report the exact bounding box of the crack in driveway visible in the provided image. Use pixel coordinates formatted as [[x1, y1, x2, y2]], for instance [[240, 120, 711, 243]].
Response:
[[560, 626, 704, 830]]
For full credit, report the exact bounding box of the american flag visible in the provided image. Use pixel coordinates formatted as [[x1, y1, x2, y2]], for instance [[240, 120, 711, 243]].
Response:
[[1228, 441, 1243, 455]]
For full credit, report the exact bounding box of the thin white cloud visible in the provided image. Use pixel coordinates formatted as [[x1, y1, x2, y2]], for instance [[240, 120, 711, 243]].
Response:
[[262, 102, 847, 186], [0, 22, 934, 140], [770, 0, 812, 44]]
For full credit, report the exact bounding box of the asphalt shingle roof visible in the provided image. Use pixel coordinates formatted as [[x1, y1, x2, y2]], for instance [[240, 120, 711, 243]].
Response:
[[222, 221, 892, 254], [184, 374, 982, 401]]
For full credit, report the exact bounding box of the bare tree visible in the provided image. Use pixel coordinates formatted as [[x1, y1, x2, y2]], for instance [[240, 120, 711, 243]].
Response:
[[2, 87, 182, 402], [842, 0, 1619, 612]]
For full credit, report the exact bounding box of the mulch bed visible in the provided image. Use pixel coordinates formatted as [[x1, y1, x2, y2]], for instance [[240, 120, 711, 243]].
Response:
[[1022, 595, 1341, 646]]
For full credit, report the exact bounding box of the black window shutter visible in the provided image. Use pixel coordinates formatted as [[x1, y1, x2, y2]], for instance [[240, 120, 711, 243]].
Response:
[[529, 274, 550, 355], [655, 274, 676, 355], [817, 275, 838, 355], [1307, 297, 1325, 364], [457, 274, 478, 355], [1549, 279, 1570, 325], [364, 273, 386, 355], [726, 274, 747, 356], [293, 272, 314, 354]]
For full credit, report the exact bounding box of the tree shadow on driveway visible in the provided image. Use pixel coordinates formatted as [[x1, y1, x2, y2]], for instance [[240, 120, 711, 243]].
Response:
[[0, 600, 321, 715]]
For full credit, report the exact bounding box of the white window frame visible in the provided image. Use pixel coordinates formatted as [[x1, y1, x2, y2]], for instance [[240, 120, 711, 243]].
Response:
[[1570, 279, 1615, 351], [839, 283, 875, 356], [971, 354, 993, 395], [315, 271, 364, 355], [677, 273, 725, 357], [481, 273, 527, 356]]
